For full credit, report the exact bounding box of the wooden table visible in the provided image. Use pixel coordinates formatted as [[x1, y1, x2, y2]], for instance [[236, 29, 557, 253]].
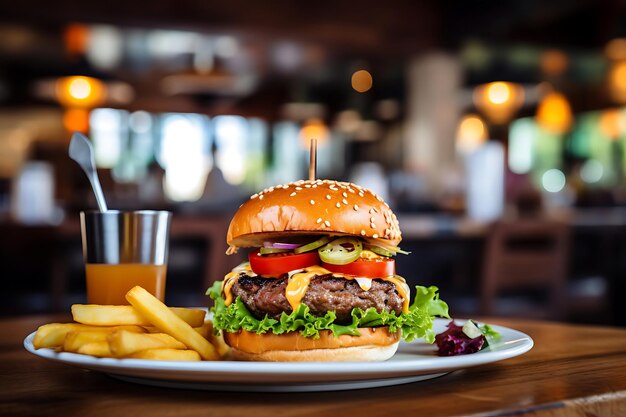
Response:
[[3, 316, 626, 417]]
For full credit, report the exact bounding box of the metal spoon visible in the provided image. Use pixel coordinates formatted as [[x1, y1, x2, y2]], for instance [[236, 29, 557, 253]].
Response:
[[69, 132, 108, 212]]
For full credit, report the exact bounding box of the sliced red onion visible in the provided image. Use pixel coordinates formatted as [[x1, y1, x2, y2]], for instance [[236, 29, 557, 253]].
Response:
[[263, 241, 302, 249]]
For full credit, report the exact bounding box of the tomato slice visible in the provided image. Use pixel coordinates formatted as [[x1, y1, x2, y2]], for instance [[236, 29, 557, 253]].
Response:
[[321, 258, 395, 278], [249, 250, 320, 276]]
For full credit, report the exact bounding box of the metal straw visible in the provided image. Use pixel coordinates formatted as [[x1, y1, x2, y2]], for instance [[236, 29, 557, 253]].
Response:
[[69, 132, 108, 212]]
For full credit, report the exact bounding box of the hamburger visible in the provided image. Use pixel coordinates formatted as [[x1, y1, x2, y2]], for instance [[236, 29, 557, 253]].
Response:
[[208, 179, 449, 361]]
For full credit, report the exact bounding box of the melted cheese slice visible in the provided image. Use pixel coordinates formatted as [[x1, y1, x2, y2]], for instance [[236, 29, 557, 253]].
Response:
[[221, 263, 410, 313], [221, 271, 241, 306]]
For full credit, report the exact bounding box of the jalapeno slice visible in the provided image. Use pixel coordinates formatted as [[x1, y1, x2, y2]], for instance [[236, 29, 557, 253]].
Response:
[[365, 245, 396, 258], [259, 247, 289, 255], [294, 236, 333, 254], [318, 237, 363, 265]]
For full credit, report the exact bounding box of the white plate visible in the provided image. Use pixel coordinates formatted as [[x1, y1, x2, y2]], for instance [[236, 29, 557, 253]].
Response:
[[24, 319, 533, 392]]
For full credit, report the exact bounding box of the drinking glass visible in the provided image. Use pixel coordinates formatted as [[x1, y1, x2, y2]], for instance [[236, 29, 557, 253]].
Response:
[[80, 210, 172, 305]]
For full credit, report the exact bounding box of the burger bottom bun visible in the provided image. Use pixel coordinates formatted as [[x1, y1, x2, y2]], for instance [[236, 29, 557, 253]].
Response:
[[224, 327, 401, 362], [229, 343, 399, 362]]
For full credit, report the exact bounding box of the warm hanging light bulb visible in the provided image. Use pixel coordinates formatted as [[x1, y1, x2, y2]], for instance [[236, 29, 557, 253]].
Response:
[[456, 114, 489, 153], [535, 90, 573, 134], [56, 76, 106, 108], [473, 81, 524, 124], [299, 118, 329, 147]]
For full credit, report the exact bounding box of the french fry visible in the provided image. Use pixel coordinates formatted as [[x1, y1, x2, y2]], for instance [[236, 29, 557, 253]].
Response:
[[71, 305, 206, 327], [63, 330, 109, 352], [146, 323, 212, 336], [208, 330, 231, 359], [126, 348, 201, 361], [125, 286, 218, 360], [193, 322, 213, 339], [143, 326, 162, 333], [108, 330, 186, 357], [191, 321, 229, 358], [76, 342, 112, 357], [33, 323, 145, 349]]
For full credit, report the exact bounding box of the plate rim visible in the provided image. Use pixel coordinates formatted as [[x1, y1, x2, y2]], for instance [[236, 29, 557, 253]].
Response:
[[23, 319, 533, 378]]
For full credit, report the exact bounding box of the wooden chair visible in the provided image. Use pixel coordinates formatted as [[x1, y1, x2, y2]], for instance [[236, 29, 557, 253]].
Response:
[[480, 220, 570, 320]]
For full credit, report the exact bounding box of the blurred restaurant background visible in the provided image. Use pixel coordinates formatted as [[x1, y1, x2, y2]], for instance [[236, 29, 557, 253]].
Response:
[[0, 0, 625, 325]]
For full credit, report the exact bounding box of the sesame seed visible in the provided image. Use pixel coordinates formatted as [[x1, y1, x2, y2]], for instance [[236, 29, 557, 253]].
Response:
[[370, 223, 376, 228], [373, 234, 379, 239], [359, 192, 364, 197], [336, 202, 341, 208], [316, 218, 323, 224], [305, 184, 311, 188], [326, 195, 331, 200], [251, 193, 259, 199], [360, 230, 366, 236], [353, 204, 359, 211], [342, 199, 348, 205], [310, 200, 315, 205], [259, 195, 264, 200], [370, 217, 376, 223], [290, 192, 297, 197], [296, 187, 303, 191], [312, 184, 317, 188], [342, 192, 348, 198], [325, 220, 331, 227]]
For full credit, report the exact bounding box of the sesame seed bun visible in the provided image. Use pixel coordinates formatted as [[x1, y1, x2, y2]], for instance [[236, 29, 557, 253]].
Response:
[[227, 179, 402, 248]]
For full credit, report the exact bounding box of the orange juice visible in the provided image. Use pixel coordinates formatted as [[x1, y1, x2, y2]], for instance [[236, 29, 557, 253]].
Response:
[[85, 263, 167, 305]]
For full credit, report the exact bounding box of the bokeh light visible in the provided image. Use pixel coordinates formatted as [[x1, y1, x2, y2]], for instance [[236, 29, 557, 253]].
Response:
[[159, 113, 209, 201], [608, 61, 626, 103], [351, 70, 373, 93], [486, 82, 511, 104], [299, 118, 330, 146], [508, 118, 536, 174], [605, 38, 626, 61], [542, 168, 566, 193], [62, 108, 90, 133], [599, 108, 625, 140], [580, 160, 604, 184], [474, 81, 524, 124], [540, 49, 569, 76], [56, 76, 105, 108], [536, 91, 573, 134], [456, 114, 488, 153]]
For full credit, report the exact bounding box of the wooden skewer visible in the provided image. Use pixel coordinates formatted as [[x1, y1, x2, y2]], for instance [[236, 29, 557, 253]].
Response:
[[309, 138, 317, 181]]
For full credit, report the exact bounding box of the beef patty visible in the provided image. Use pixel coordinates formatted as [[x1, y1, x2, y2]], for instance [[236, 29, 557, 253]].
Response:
[[230, 274, 404, 323]]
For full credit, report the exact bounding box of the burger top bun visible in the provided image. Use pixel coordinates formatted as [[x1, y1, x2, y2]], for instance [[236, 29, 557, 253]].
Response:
[[227, 179, 402, 248]]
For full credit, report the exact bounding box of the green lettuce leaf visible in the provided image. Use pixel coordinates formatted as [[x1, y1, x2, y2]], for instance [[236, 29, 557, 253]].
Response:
[[207, 280, 450, 343], [479, 323, 502, 347]]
